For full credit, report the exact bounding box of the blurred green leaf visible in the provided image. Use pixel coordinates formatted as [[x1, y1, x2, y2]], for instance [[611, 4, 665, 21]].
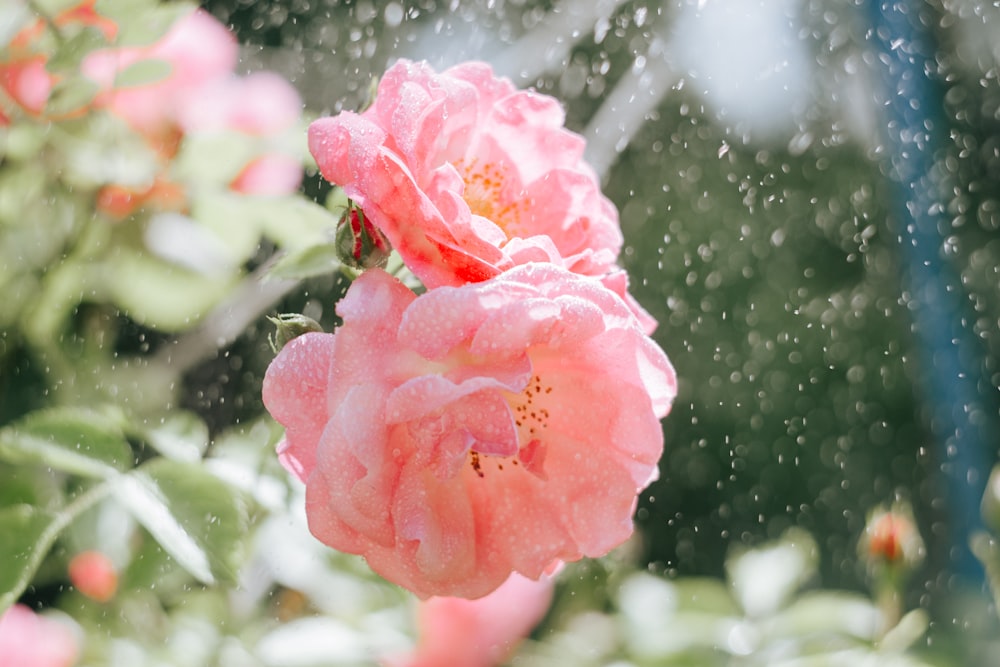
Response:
[[0, 505, 58, 614], [765, 591, 879, 642], [97, 0, 195, 46], [173, 133, 258, 187], [189, 192, 269, 265], [0, 2, 33, 53], [879, 609, 929, 653], [0, 407, 132, 478], [46, 27, 112, 72], [114, 57, 172, 88], [31, 0, 81, 16], [115, 459, 249, 585], [45, 76, 99, 118], [727, 528, 818, 618], [268, 243, 341, 280], [105, 249, 239, 332], [138, 411, 209, 463], [257, 196, 340, 250]]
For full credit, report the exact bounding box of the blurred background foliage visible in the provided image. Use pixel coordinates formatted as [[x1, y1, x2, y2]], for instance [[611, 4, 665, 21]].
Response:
[[4, 0, 1000, 664]]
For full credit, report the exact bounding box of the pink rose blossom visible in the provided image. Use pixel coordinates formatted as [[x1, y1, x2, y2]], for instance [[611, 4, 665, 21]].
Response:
[[383, 571, 555, 667], [307, 60, 651, 327], [81, 9, 238, 138], [177, 71, 302, 135], [0, 58, 52, 115], [263, 264, 676, 599], [0, 604, 79, 667]]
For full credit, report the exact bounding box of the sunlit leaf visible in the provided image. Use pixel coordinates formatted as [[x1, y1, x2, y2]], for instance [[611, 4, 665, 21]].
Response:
[[114, 58, 172, 88], [105, 249, 239, 332], [115, 459, 249, 585], [173, 133, 258, 187], [0, 2, 33, 50], [46, 27, 112, 72], [45, 76, 100, 117], [257, 196, 340, 250], [267, 243, 341, 280], [0, 505, 58, 614], [138, 411, 209, 463], [31, 0, 81, 16], [0, 407, 132, 478], [97, 0, 195, 46], [768, 591, 879, 641]]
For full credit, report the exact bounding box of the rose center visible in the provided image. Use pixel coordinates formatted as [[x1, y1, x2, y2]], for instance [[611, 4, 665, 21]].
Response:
[[466, 374, 552, 479], [455, 158, 524, 237]]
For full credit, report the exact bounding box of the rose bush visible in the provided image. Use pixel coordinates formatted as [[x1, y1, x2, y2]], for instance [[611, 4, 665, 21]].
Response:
[[79, 8, 303, 214], [263, 264, 676, 599], [307, 59, 655, 330]]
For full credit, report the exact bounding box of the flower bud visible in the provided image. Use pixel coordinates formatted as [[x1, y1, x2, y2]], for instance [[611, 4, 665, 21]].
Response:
[[268, 313, 323, 353], [860, 503, 924, 577], [68, 550, 118, 602], [335, 203, 391, 270]]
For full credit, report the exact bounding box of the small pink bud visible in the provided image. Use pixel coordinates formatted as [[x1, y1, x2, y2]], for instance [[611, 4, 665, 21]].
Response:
[[860, 504, 924, 575], [68, 550, 118, 602]]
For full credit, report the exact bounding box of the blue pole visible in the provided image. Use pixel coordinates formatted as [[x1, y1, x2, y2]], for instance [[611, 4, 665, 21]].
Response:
[[865, 0, 991, 583]]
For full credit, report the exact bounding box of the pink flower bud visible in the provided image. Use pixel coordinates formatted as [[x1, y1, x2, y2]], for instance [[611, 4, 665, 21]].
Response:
[[68, 550, 118, 602]]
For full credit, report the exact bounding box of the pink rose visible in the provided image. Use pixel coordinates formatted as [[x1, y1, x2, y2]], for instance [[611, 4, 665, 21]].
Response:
[[263, 264, 676, 599], [177, 71, 302, 136], [383, 571, 555, 667], [81, 9, 238, 137], [0, 58, 52, 115], [0, 604, 79, 667], [307, 59, 625, 290]]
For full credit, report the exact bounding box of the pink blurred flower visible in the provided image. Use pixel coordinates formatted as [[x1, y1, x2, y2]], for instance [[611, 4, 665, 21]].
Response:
[[307, 60, 648, 319], [263, 264, 676, 599], [0, 0, 116, 122], [384, 572, 555, 667], [80, 9, 303, 204], [230, 154, 304, 196], [177, 71, 302, 135], [0, 604, 79, 667], [81, 9, 238, 140], [0, 58, 52, 115]]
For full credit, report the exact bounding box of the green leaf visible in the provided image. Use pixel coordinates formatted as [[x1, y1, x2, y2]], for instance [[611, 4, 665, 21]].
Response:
[[138, 411, 209, 463], [257, 196, 340, 250], [105, 249, 239, 332], [0, 407, 132, 478], [45, 76, 99, 117], [0, 2, 33, 50], [114, 58, 172, 88], [0, 505, 58, 614], [268, 243, 342, 280], [46, 27, 112, 73], [115, 459, 249, 585], [97, 0, 195, 46], [173, 132, 258, 187]]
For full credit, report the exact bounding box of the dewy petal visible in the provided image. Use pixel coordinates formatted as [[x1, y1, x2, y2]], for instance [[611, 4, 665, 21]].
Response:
[[262, 267, 676, 599], [262, 332, 334, 482]]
